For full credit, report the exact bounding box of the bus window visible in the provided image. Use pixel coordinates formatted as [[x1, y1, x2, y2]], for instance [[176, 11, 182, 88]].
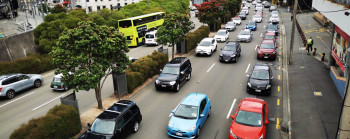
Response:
[[119, 20, 132, 28]]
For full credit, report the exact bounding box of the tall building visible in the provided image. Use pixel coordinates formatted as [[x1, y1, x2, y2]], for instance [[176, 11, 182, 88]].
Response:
[[75, 0, 140, 12]]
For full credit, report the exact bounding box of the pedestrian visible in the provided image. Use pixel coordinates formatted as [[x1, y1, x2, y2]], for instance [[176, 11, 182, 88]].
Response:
[[307, 37, 313, 54], [291, 13, 293, 21]]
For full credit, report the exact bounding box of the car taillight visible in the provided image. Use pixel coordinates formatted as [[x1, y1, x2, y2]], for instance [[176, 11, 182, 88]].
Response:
[[154, 39, 157, 42], [0, 87, 2, 92]]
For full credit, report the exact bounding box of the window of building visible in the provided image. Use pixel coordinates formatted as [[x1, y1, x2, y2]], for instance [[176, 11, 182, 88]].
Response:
[[124, 3, 127, 5], [117, 3, 120, 6], [88, 6, 92, 12], [97, 6, 101, 10], [102, 5, 106, 9]]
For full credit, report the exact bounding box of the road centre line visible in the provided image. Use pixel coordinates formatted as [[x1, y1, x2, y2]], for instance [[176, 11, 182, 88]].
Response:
[[32, 94, 66, 111], [0, 92, 36, 108], [207, 63, 215, 72], [278, 86, 280, 92], [226, 99, 237, 119], [246, 63, 251, 73], [278, 75, 280, 80]]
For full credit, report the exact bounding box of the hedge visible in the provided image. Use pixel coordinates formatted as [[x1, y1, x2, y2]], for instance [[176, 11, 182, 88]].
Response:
[[126, 51, 168, 93], [0, 54, 56, 75], [185, 25, 210, 53], [10, 105, 81, 139]]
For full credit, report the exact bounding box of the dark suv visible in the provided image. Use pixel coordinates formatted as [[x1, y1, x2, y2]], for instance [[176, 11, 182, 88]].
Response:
[[79, 100, 142, 139], [155, 57, 192, 92], [219, 41, 241, 63], [247, 63, 274, 95]]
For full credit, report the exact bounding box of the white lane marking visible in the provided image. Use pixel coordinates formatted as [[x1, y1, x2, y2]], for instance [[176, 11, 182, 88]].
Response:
[[207, 63, 215, 72], [226, 99, 237, 119], [260, 33, 263, 37], [32, 94, 66, 111], [0, 92, 36, 108], [246, 63, 251, 73]]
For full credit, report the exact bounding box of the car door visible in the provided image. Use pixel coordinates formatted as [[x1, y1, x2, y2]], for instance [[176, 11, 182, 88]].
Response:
[[262, 104, 267, 134], [7, 76, 22, 92], [198, 98, 208, 127], [116, 111, 132, 136], [211, 39, 216, 51], [18, 75, 32, 89], [179, 64, 187, 83]]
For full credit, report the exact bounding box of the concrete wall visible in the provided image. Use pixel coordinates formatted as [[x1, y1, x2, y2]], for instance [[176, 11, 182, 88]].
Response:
[[0, 30, 38, 62], [331, 66, 346, 98]]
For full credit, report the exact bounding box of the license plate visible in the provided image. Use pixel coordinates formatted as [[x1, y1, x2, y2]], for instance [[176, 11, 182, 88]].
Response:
[[225, 60, 228, 62], [148, 40, 152, 41], [176, 132, 182, 136], [161, 85, 166, 87], [54, 86, 57, 88], [256, 89, 261, 92], [264, 56, 268, 58]]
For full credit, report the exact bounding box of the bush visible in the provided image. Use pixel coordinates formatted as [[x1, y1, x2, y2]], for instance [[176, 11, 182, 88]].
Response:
[[185, 25, 210, 53], [10, 105, 80, 139], [0, 54, 55, 75]]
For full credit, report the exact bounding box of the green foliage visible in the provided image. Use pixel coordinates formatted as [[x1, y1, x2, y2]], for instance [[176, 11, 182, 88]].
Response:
[[10, 105, 80, 139], [50, 4, 67, 14], [197, 0, 221, 25], [0, 54, 55, 75], [185, 25, 210, 52], [228, 0, 242, 16]]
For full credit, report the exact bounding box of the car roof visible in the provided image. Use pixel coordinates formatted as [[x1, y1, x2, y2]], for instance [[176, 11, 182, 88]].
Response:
[[242, 29, 251, 32], [168, 57, 187, 64], [262, 40, 274, 43], [97, 100, 135, 120], [181, 93, 206, 106], [239, 98, 265, 113], [234, 16, 240, 19], [253, 63, 269, 71]]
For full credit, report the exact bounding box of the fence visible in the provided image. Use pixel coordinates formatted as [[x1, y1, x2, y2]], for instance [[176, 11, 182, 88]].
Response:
[[296, 19, 307, 47]]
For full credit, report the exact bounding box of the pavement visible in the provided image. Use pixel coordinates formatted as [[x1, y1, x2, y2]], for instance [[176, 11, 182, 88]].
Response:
[[278, 7, 343, 139]]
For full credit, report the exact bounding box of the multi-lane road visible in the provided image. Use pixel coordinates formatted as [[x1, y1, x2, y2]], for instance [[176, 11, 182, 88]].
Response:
[[0, 5, 285, 139]]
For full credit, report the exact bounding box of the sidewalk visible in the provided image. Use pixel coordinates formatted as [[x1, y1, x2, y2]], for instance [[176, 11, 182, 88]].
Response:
[[279, 7, 343, 139]]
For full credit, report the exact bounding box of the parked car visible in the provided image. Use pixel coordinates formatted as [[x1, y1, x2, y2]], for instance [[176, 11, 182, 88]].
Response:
[[247, 0, 252, 3], [225, 22, 237, 31], [229, 98, 269, 139], [246, 20, 257, 31], [257, 39, 277, 60], [256, 0, 261, 3], [269, 6, 276, 11], [252, 15, 262, 23], [196, 38, 218, 56], [219, 41, 241, 63], [269, 15, 279, 24], [270, 10, 278, 17], [266, 23, 279, 36], [242, 7, 249, 15], [245, 3, 251, 8], [263, 32, 277, 42], [0, 74, 43, 99], [168, 93, 211, 138], [255, 4, 263, 11], [264, 2, 270, 8], [233, 16, 242, 24], [237, 29, 253, 42], [215, 29, 230, 42], [50, 74, 69, 91], [79, 100, 142, 139], [145, 30, 158, 46], [238, 12, 247, 20], [247, 63, 273, 94], [155, 57, 192, 92], [190, 21, 195, 29]]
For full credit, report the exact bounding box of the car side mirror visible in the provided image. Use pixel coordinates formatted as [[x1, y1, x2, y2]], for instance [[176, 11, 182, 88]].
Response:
[[230, 115, 235, 119], [200, 114, 205, 118], [266, 120, 270, 124], [171, 110, 175, 114], [160, 69, 163, 72], [180, 71, 185, 75]]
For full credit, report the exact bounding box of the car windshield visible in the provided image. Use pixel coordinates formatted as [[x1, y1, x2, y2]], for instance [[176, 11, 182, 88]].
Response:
[[199, 40, 212, 46], [223, 45, 236, 51], [240, 31, 250, 35], [251, 70, 269, 80], [264, 35, 275, 39], [234, 18, 240, 20], [162, 66, 179, 75], [145, 34, 154, 38], [268, 25, 278, 30], [235, 110, 262, 127], [253, 15, 261, 18], [53, 77, 61, 82], [227, 22, 235, 26], [271, 15, 278, 18], [217, 31, 226, 35], [261, 43, 274, 49], [90, 118, 116, 135], [174, 104, 198, 119]]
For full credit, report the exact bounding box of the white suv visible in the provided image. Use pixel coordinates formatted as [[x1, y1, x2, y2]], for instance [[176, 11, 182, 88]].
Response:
[[145, 30, 158, 46], [196, 38, 218, 56]]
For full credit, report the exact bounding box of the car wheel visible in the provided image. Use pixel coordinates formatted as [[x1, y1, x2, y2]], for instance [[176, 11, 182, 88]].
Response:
[[175, 83, 180, 92], [64, 86, 69, 91], [196, 128, 201, 138], [186, 73, 191, 81], [34, 80, 42, 88], [6, 90, 15, 99], [132, 121, 140, 133]]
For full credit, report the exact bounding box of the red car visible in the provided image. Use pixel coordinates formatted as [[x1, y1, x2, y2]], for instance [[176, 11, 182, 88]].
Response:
[[228, 98, 269, 139], [257, 40, 277, 60], [262, 32, 277, 42]]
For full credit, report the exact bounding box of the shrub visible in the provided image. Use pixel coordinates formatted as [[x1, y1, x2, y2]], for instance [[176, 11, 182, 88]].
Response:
[[185, 25, 210, 53], [10, 105, 80, 139]]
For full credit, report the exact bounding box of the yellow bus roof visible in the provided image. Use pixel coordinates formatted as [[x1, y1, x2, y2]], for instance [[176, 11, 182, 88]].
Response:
[[118, 12, 165, 21]]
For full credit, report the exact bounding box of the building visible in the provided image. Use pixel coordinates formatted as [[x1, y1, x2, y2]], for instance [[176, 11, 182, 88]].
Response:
[[75, 0, 140, 12]]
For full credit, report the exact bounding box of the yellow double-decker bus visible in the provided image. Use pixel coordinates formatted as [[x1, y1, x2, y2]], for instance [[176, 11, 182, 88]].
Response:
[[118, 12, 165, 47]]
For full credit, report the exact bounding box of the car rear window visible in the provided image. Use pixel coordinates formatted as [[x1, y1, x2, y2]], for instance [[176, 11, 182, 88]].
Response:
[[146, 34, 154, 38]]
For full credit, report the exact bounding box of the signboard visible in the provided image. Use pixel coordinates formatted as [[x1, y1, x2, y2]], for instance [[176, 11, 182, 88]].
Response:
[[331, 25, 349, 72]]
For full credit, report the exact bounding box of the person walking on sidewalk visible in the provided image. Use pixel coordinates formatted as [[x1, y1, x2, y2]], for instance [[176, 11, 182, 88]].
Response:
[[307, 37, 314, 54]]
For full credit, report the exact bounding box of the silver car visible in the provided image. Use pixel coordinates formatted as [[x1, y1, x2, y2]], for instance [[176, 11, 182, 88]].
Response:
[[0, 74, 43, 99], [237, 29, 253, 42], [225, 22, 236, 31]]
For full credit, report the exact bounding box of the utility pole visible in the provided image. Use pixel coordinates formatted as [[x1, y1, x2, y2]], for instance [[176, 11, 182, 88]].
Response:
[[289, 0, 298, 65]]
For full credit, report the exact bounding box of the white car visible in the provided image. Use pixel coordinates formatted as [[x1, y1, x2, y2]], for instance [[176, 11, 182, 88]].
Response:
[[252, 1, 257, 5], [270, 11, 279, 17], [245, 3, 251, 8], [269, 15, 279, 23], [232, 17, 242, 25], [145, 30, 158, 46], [252, 15, 262, 23], [196, 38, 217, 56], [225, 22, 236, 31], [215, 29, 230, 42], [237, 29, 253, 42], [242, 7, 249, 15], [255, 4, 263, 11]]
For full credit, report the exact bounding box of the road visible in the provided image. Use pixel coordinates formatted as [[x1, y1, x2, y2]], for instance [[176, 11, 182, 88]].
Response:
[[0, 6, 286, 139]]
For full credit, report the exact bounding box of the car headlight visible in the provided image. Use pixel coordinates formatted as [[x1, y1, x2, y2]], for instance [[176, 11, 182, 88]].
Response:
[[169, 81, 176, 85], [230, 129, 238, 137], [220, 54, 223, 57], [168, 121, 173, 128], [259, 134, 264, 139], [248, 82, 251, 87], [156, 79, 160, 84], [266, 85, 271, 89], [231, 54, 236, 57], [187, 125, 196, 131]]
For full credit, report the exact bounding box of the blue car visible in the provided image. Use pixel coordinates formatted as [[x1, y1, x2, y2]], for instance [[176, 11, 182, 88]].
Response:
[[246, 21, 257, 31], [168, 93, 211, 138]]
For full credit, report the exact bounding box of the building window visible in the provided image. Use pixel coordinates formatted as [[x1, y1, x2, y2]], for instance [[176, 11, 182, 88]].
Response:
[[88, 6, 92, 12], [97, 6, 101, 10], [86, 0, 89, 2], [103, 5, 106, 9], [125, 3, 127, 5], [110, 5, 112, 9]]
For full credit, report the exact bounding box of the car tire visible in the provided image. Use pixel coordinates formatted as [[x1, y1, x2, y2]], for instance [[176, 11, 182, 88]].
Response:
[[195, 128, 201, 138], [34, 80, 42, 88], [238, 52, 241, 57], [132, 121, 140, 133], [6, 90, 15, 99], [64, 86, 69, 91], [186, 73, 191, 81], [175, 83, 180, 92]]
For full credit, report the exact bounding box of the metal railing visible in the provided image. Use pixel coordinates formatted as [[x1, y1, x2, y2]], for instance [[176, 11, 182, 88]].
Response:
[[295, 19, 307, 47]]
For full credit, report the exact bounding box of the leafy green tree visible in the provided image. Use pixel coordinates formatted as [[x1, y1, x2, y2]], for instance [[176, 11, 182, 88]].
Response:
[[50, 21, 129, 109], [228, 0, 242, 16], [156, 13, 191, 59]]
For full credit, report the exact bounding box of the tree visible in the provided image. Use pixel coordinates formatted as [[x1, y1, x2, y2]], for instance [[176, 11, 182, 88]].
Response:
[[227, 0, 242, 16], [50, 21, 129, 109], [197, 0, 221, 31], [156, 13, 191, 59], [50, 4, 67, 14]]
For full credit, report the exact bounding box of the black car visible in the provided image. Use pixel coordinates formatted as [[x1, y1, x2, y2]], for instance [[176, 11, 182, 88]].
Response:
[[238, 12, 247, 20], [264, 2, 270, 8], [247, 63, 273, 95], [219, 41, 241, 63], [155, 57, 192, 92], [266, 23, 279, 36], [79, 100, 142, 139]]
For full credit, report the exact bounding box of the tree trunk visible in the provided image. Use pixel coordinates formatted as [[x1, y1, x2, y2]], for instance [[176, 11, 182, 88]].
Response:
[[172, 43, 175, 60], [95, 88, 103, 109]]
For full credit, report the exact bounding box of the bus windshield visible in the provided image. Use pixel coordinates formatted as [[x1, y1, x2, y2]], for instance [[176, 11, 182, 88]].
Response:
[[119, 20, 132, 28]]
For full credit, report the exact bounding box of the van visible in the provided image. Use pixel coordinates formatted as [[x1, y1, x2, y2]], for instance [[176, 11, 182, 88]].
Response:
[[145, 30, 158, 46]]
